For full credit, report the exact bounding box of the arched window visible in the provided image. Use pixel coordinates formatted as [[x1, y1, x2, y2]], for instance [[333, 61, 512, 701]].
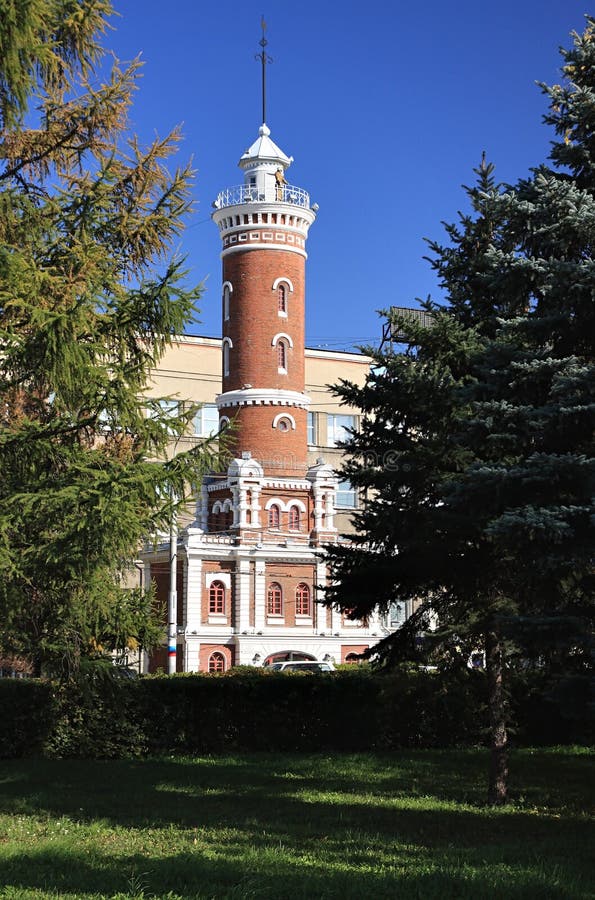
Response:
[[295, 583, 310, 616], [273, 412, 296, 431], [223, 282, 232, 321], [278, 283, 287, 314], [277, 340, 287, 371], [222, 337, 232, 377], [208, 651, 226, 673], [268, 504, 280, 528], [267, 582, 283, 616], [345, 653, 359, 664], [211, 501, 222, 532], [288, 506, 300, 530], [209, 580, 226, 614]]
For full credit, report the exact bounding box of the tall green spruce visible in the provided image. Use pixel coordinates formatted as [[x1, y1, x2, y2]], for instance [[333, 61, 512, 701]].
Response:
[[325, 19, 594, 804], [0, 1, 220, 676]]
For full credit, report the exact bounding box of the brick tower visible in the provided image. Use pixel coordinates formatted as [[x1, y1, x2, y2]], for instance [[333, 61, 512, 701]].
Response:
[[143, 29, 386, 673], [211, 124, 315, 477], [196, 124, 337, 549]]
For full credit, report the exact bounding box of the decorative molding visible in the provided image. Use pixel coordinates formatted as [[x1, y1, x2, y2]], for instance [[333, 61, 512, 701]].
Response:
[[272, 277, 294, 293], [221, 243, 308, 260], [205, 572, 231, 589], [272, 332, 293, 349], [272, 412, 296, 430], [216, 388, 310, 410]]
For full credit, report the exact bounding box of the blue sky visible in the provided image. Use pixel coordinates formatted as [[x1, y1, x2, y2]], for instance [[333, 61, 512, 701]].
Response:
[[104, 1, 589, 351]]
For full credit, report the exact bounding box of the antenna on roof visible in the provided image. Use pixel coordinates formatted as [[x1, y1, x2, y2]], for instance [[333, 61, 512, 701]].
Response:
[[256, 16, 272, 125]]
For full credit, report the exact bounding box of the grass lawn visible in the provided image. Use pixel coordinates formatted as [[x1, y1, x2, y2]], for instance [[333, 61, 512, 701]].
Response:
[[0, 748, 592, 899]]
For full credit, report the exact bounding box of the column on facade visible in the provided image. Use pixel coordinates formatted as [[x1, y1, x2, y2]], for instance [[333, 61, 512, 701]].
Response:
[[196, 482, 208, 531], [254, 559, 266, 631], [184, 553, 203, 632], [231, 485, 240, 527], [235, 557, 252, 634], [250, 483, 262, 530], [312, 487, 324, 532], [324, 490, 336, 532]]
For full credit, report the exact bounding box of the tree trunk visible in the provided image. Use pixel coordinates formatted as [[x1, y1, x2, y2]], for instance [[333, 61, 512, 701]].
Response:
[[486, 626, 508, 805]]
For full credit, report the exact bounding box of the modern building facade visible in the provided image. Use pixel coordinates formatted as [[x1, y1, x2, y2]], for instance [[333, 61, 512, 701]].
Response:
[[142, 121, 410, 673]]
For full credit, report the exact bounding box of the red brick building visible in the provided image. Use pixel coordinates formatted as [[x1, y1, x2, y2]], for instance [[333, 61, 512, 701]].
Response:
[[142, 122, 402, 673]]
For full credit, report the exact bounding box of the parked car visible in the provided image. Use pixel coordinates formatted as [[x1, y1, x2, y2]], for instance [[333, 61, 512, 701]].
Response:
[[267, 660, 335, 673]]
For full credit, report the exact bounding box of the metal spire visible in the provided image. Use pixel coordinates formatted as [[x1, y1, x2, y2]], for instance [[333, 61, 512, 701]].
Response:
[[256, 16, 272, 125]]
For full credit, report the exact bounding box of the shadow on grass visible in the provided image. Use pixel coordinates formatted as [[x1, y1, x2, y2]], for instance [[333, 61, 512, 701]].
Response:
[[0, 751, 592, 899], [0, 838, 590, 900]]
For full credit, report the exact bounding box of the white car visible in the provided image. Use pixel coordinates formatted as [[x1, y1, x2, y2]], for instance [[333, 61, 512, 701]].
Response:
[[267, 660, 335, 673]]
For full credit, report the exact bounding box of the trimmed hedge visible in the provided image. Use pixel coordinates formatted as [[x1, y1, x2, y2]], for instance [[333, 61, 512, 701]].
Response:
[[0, 667, 591, 759], [0, 678, 54, 757]]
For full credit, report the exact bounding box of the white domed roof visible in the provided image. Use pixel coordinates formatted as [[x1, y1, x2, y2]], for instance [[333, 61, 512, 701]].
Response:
[[239, 123, 293, 170]]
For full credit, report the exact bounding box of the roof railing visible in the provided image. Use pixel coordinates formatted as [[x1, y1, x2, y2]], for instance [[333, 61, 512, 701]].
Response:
[[213, 183, 311, 210]]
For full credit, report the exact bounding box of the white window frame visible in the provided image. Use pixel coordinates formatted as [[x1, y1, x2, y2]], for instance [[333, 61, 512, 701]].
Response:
[[194, 404, 219, 437], [222, 281, 232, 321], [335, 478, 357, 509], [307, 411, 317, 445], [327, 413, 356, 447], [272, 277, 293, 318], [222, 337, 233, 377]]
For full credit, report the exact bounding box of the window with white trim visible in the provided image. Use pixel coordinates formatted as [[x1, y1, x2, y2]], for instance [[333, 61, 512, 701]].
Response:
[[268, 504, 281, 528], [148, 399, 179, 435], [295, 583, 311, 616], [327, 413, 356, 447], [223, 283, 231, 321], [277, 283, 287, 315], [275, 415, 292, 432], [307, 411, 317, 445], [388, 600, 406, 628], [277, 340, 287, 372], [336, 479, 357, 508], [194, 404, 219, 437], [267, 582, 283, 616], [222, 338, 232, 377], [288, 506, 301, 530], [209, 581, 226, 615], [208, 651, 226, 673]]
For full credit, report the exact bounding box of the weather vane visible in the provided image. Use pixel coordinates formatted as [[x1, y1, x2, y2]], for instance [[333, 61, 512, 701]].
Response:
[[256, 16, 272, 125]]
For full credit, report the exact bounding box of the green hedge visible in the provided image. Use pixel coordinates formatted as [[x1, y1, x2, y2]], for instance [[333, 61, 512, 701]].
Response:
[[0, 679, 54, 757], [0, 667, 591, 759]]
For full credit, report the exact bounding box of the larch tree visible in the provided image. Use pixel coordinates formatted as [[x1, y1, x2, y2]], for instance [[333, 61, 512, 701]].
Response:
[[0, 0, 222, 676], [324, 19, 595, 805]]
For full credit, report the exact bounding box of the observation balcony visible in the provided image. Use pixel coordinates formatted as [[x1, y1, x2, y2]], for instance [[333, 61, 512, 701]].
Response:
[[213, 183, 311, 211]]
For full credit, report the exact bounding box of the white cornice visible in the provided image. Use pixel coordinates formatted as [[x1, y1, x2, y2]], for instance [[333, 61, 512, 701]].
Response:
[[221, 244, 308, 260], [216, 388, 311, 410]]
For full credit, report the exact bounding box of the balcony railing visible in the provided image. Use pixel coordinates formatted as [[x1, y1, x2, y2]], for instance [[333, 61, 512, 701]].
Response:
[[213, 183, 311, 210]]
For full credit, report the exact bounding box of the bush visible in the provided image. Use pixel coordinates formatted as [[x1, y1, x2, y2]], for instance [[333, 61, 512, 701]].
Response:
[[0, 679, 53, 757], [377, 667, 488, 748], [0, 665, 590, 759], [45, 669, 148, 759]]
